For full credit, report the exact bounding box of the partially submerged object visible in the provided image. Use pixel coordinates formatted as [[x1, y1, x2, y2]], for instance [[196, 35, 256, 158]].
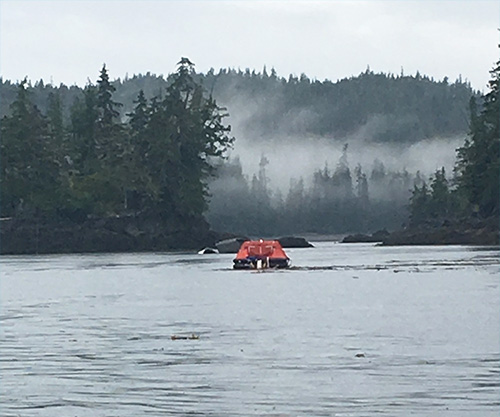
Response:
[[197, 247, 219, 254], [233, 239, 291, 269], [171, 334, 199, 340]]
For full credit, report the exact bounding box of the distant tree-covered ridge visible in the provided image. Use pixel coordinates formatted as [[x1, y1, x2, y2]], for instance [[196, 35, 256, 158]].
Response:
[[205, 64, 497, 237], [203, 67, 475, 143], [1, 66, 476, 145]]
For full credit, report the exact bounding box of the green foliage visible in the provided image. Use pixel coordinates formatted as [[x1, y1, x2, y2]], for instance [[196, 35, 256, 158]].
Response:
[[429, 168, 450, 218], [47, 91, 64, 143], [69, 85, 98, 171], [1, 61, 494, 236], [127, 89, 149, 134], [206, 149, 411, 235], [201, 68, 474, 142], [0, 80, 63, 216], [97, 64, 122, 130], [1, 67, 475, 145], [409, 168, 453, 227], [0, 61, 233, 226], [407, 52, 499, 228], [131, 58, 234, 220], [455, 57, 500, 218]]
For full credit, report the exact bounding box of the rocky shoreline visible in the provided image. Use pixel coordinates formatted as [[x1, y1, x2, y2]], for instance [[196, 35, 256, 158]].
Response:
[[1, 216, 497, 255], [0, 215, 220, 255], [342, 218, 499, 246], [0, 216, 316, 255]]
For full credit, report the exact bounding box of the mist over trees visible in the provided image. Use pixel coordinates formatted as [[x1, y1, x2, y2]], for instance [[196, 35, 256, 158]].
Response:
[[1, 60, 495, 242], [1, 65, 476, 143], [206, 148, 414, 235], [202, 67, 475, 144]]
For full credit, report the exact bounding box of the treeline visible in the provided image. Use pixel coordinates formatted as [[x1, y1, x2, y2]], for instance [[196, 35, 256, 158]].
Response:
[[408, 59, 499, 228], [204, 67, 475, 142], [1, 66, 476, 145], [0, 57, 496, 244], [207, 149, 416, 235], [207, 59, 499, 237], [0, 59, 233, 230]]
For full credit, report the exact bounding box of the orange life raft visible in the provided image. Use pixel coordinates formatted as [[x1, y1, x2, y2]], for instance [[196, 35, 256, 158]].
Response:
[[233, 239, 291, 269]]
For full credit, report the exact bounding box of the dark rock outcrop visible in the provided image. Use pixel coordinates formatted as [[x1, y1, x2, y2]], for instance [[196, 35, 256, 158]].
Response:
[[277, 236, 314, 248], [381, 219, 499, 246], [215, 237, 248, 253], [214, 235, 314, 253], [0, 215, 221, 255], [341, 220, 499, 246], [342, 229, 390, 243]]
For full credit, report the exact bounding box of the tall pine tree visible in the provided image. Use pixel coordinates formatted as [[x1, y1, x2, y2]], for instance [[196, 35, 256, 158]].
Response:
[[455, 55, 500, 217]]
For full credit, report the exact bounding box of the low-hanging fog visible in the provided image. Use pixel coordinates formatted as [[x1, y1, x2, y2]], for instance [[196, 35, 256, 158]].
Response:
[[197, 67, 475, 236], [206, 98, 467, 236], [229, 132, 463, 193], [217, 83, 465, 186]]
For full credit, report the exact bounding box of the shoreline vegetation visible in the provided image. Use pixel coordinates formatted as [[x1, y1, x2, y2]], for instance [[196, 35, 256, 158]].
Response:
[[1, 53, 498, 254], [342, 218, 499, 246]]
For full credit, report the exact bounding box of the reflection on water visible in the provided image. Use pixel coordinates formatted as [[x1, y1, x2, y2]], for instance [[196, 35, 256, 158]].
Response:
[[1, 243, 499, 416]]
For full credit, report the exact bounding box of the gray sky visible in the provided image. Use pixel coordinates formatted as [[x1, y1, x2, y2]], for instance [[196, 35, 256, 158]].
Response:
[[1, 0, 498, 91]]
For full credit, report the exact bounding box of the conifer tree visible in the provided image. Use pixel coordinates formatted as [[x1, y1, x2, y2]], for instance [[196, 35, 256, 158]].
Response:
[[0, 79, 59, 216], [429, 167, 450, 221], [455, 55, 500, 217], [69, 84, 98, 172], [96, 64, 122, 131], [139, 58, 233, 221], [409, 182, 430, 227], [128, 89, 149, 134], [355, 164, 369, 208]]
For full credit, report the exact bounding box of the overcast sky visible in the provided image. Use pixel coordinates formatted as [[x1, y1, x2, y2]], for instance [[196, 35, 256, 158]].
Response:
[[1, 1, 498, 91]]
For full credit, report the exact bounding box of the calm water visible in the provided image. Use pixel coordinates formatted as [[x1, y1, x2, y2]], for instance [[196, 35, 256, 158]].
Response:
[[1, 242, 499, 416]]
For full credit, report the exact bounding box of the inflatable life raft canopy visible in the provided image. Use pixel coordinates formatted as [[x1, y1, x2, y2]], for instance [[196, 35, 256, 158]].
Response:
[[233, 239, 291, 269]]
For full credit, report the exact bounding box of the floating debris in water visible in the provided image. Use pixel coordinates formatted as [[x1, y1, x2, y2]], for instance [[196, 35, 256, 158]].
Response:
[[171, 334, 199, 340]]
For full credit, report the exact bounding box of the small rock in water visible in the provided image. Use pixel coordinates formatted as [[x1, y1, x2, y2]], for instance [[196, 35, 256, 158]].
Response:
[[355, 353, 365, 358]]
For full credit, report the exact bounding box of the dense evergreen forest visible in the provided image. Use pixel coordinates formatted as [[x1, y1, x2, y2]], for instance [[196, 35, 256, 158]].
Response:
[[0, 59, 234, 252], [204, 67, 474, 143], [0, 57, 497, 251], [215, 62, 498, 238], [408, 57, 499, 229], [1, 65, 475, 142]]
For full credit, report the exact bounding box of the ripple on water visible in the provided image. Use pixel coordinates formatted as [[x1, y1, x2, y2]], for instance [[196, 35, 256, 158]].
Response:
[[1, 246, 499, 416]]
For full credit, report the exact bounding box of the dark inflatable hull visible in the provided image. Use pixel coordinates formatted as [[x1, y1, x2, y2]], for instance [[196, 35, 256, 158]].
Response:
[[233, 257, 290, 270]]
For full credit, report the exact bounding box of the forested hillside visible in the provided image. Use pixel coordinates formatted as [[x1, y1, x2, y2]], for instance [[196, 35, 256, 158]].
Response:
[[201, 68, 476, 235], [204, 67, 474, 143], [1, 59, 493, 250], [1, 67, 475, 143]]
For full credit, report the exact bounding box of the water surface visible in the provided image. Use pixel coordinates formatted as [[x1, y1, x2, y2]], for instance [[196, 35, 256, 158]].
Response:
[[1, 243, 499, 416]]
